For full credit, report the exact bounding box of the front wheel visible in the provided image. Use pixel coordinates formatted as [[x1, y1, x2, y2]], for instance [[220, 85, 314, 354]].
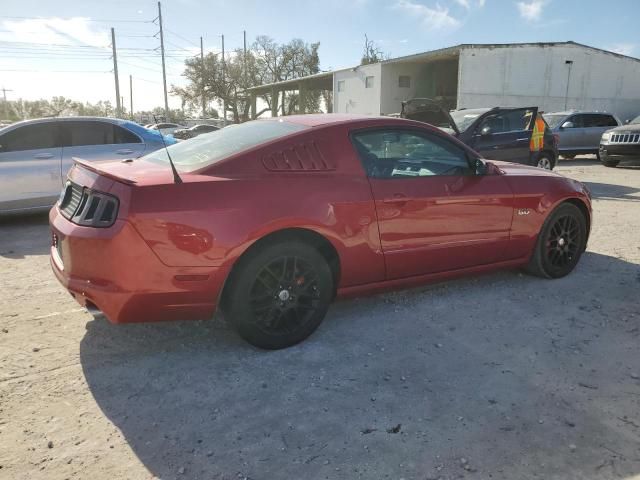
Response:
[[601, 158, 620, 168], [536, 154, 553, 170], [224, 241, 334, 349], [526, 203, 587, 279]]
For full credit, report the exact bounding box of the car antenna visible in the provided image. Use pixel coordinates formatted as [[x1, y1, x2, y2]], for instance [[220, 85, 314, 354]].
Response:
[[153, 114, 182, 184]]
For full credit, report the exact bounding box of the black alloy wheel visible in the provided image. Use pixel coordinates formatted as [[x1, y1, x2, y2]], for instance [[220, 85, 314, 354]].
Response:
[[527, 203, 587, 278], [225, 241, 333, 349]]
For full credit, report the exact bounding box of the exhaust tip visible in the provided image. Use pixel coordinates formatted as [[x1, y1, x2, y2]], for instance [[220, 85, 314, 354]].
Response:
[[85, 301, 105, 319]]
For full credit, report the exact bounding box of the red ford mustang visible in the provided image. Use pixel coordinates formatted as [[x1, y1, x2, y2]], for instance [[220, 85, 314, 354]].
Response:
[[50, 114, 592, 349]]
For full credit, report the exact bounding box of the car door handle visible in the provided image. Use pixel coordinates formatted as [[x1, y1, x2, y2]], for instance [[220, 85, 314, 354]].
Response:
[[516, 137, 529, 142], [383, 194, 409, 206], [34, 152, 54, 159], [116, 149, 134, 155]]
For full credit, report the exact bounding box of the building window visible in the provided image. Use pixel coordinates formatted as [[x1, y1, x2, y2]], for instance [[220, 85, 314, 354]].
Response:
[[398, 75, 411, 88], [337, 80, 345, 92], [365, 76, 374, 88]]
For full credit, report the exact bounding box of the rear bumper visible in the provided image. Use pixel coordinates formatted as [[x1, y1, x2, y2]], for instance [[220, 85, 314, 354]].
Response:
[[49, 207, 223, 323]]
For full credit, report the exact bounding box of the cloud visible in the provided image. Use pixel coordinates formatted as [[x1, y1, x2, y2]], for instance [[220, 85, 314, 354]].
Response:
[[607, 43, 636, 57], [395, 0, 461, 30], [0, 17, 108, 47], [516, 0, 549, 22], [453, 0, 470, 8]]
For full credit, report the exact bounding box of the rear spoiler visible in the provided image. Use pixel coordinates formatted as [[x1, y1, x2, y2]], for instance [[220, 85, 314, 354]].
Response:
[[72, 157, 137, 185]]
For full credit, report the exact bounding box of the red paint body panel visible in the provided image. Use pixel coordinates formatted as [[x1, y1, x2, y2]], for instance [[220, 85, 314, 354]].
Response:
[[49, 115, 592, 324]]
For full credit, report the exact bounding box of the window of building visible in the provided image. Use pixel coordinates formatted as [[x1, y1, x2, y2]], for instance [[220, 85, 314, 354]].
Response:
[[337, 80, 345, 92], [398, 75, 411, 88], [365, 76, 374, 88]]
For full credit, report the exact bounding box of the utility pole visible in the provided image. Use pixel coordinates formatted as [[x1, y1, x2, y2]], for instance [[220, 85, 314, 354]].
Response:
[[200, 36, 205, 118], [157, 1, 169, 120], [243, 30, 247, 87], [129, 75, 133, 120], [1, 86, 12, 120], [221, 34, 226, 126], [111, 28, 121, 117]]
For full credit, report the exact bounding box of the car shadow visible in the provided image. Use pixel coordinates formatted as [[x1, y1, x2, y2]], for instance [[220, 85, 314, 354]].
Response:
[[583, 181, 640, 202], [79, 251, 640, 479], [0, 211, 51, 258]]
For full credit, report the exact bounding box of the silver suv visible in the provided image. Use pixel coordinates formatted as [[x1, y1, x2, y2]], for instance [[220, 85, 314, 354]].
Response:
[[0, 117, 173, 214], [543, 111, 620, 160]]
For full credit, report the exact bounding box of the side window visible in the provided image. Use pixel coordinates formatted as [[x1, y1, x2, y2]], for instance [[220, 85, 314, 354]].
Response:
[[584, 114, 618, 128], [479, 108, 535, 134], [0, 123, 60, 152], [66, 121, 114, 146], [114, 125, 141, 144], [365, 76, 374, 88], [604, 115, 619, 127], [568, 115, 584, 128], [398, 75, 411, 88], [352, 129, 472, 179], [337, 80, 345, 92]]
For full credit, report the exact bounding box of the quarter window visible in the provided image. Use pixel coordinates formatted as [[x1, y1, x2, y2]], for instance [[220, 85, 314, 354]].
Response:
[[352, 129, 472, 179], [398, 75, 411, 88], [0, 123, 60, 152], [365, 76, 374, 88]]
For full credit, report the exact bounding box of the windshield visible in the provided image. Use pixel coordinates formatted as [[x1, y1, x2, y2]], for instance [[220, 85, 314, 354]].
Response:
[[143, 120, 308, 172], [449, 109, 489, 132], [542, 114, 568, 128]]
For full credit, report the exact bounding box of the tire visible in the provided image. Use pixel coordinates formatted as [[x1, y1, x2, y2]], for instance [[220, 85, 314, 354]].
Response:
[[601, 158, 619, 168], [536, 153, 553, 170], [526, 203, 587, 279], [224, 241, 333, 349]]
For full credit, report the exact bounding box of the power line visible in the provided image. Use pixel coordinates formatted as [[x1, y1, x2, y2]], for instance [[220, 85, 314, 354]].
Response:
[[165, 28, 200, 48]]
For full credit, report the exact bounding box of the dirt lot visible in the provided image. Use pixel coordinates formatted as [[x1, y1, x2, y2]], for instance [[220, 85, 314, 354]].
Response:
[[1, 158, 639, 480]]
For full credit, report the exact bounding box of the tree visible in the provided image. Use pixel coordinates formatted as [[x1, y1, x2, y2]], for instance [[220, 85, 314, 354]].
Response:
[[172, 36, 322, 122], [361, 34, 386, 65]]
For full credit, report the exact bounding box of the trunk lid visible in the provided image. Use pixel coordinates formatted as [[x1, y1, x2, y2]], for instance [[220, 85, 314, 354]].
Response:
[[401, 98, 460, 135]]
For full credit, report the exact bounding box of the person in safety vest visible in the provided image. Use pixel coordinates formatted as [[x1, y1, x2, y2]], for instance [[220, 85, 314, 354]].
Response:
[[530, 113, 546, 152]]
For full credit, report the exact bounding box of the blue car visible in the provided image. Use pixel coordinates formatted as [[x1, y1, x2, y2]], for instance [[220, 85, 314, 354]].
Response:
[[0, 117, 176, 214]]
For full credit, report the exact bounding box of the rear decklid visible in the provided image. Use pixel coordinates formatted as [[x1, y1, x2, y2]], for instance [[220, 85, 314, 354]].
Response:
[[73, 157, 177, 186], [401, 98, 460, 134]]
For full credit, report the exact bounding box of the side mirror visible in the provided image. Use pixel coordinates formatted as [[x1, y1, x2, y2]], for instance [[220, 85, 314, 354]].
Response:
[[474, 158, 487, 175], [625, 119, 631, 124], [561, 121, 574, 129], [479, 125, 492, 136]]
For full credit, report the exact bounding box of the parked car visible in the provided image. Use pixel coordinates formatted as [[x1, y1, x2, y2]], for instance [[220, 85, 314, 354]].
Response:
[[598, 114, 640, 167], [50, 114, 592, 349], [0, 117, 176, 214], [543, 111, 620, 159], [147, 122, 186, 136], [401, 99, 558, 170], [172, 124, 220, 140]]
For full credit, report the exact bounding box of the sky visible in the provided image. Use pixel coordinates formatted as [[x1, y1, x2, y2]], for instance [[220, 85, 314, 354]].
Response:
[[1, 0, 639, 113]]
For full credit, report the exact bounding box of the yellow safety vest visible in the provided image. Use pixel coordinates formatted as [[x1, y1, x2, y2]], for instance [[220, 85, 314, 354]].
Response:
[[530, 116, 545, 152]]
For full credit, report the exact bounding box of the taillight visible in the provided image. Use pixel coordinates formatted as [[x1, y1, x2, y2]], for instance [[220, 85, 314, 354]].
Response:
[[59, 181, 119, 227], [552, 133, 560, 146]]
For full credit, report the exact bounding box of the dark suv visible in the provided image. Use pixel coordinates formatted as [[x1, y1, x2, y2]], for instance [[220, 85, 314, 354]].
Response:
[[400, 99, 558, 169], [598, 114, 640, 167]]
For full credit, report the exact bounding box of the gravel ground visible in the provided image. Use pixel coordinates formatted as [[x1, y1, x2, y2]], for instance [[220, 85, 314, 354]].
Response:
[[1, 157, 639, 480]]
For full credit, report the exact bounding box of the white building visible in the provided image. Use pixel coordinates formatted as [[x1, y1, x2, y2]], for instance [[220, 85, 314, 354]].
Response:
[[248, 42, 640, 122]]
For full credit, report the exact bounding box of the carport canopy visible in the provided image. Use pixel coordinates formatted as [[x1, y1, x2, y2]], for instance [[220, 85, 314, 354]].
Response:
[[245, 71, 334, 118]]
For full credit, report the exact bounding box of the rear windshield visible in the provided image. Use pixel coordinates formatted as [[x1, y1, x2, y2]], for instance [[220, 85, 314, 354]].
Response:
[[542, 114, 567, 129], [143, 120, 308, 172]]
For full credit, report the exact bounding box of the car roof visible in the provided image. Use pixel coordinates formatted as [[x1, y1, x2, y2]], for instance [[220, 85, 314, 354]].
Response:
[[544, 111, 614, 116], [3, 116, 136, 128], [261, 114, 390, 128]]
